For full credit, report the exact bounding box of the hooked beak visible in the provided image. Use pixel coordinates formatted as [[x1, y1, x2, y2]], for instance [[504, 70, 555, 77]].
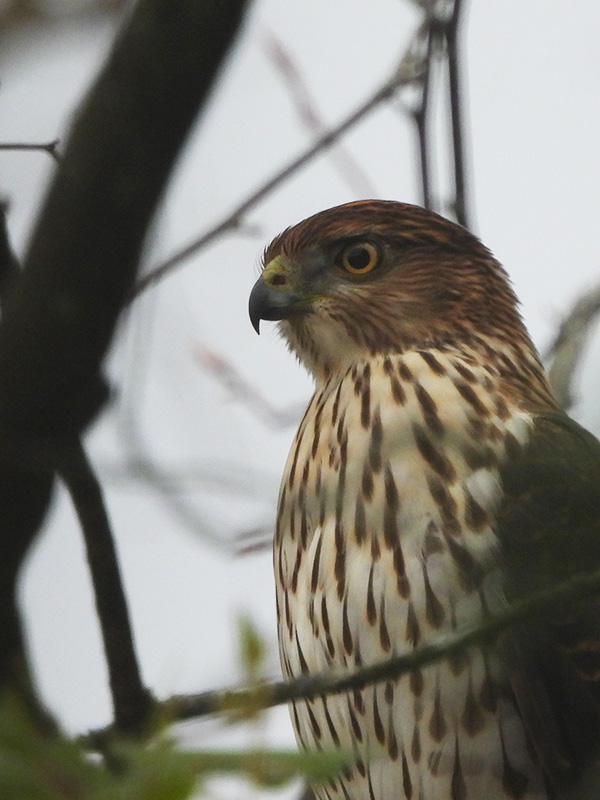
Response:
[[248, 256, 300, 334]]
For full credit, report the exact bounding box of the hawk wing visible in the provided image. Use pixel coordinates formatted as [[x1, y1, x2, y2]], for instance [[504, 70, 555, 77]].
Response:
[[498, 412, 600, 797]]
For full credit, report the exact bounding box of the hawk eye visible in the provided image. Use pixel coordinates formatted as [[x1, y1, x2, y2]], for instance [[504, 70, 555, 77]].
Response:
[[339, 242, 380, 275]]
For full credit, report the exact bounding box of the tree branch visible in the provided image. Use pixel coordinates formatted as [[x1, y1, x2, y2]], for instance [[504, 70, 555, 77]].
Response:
[[58, 439, 152, 735], [411, 23, 437, 212], [444, 0, 470, 228], [131, 31, 428, 300], [545, 280, 600, 410], [0, 140, 61, 162], [83, 564, 600, 749], [0, 0, 249, 705], [264, 34, 378, 198]]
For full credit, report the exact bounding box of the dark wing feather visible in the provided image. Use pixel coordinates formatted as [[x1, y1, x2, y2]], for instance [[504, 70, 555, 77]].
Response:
[[498, 412, 600, 797]]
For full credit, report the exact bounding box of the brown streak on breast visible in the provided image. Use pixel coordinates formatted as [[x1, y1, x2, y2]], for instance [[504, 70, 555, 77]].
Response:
[[379, 596, 392, 651], [354, 496, 367, 544], [369, 408, 384, 472], [445, 532, 484, 591], [415, 382, 444, 436], [373, 692, 386, 745], [401, 750, 412, 795], [411, 725, 421, 763], [290, 544, 303, 595], [414, 424, 456, 483], [383, 465, 409, 596], [406, 601, 420, 645], [451, 738, 467, 800], [321, 694, 341, 746], [360, 363, 371, 429], [362, 461, 374, 501], [347, 698, 363, 743], [419, 350, 446, 375], [366, 564, 377, 624], [295, 631, 309, 675], [429, 684, 447, 742], [383, 356, 407, 404], [423, 564, 446, 628], [342, 596, 354, 656], [331, 379, 344, 427], [461, 671, 485, 736], [398, 360, 413, 382], [410, 668, 423, 697], [310, 534, 323, 593], [427, 473, 459, 532], [455, 379, 489, 418], [464, 488, 489, 532]]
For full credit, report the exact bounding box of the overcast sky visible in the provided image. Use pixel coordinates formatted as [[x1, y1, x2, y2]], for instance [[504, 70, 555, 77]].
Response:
[[1, 5, 600, 790]]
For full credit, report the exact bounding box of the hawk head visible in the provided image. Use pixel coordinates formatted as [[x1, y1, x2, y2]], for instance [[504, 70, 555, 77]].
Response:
[[249, 201, 532, 382]]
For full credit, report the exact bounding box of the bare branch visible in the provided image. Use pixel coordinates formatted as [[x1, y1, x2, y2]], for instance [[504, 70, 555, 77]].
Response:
[[0, 139, 61, 162], [264, 34, 378, 198], [545, 281, 600, 410], [58, 438, 152, 735], [444, 0, 470, 228], [195, 344, 305, 428], [82, 564, 600, 748], [411, 24, 437, 211], [131, 33, 428, 300], [0, 0, 249, 704]]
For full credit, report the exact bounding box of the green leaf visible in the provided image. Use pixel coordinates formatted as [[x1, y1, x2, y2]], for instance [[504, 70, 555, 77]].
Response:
[[186, 747, 348, 787], [238, 614, 267, 681], [0, 694, 345, 798]]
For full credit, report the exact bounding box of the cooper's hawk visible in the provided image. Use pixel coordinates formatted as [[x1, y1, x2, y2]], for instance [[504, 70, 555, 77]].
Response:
[[248, 200, 600, 800]]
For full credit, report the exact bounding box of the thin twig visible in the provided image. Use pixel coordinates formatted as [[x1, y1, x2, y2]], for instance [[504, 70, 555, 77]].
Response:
[[411, 23, 437, 211], [195, 344, 305, 428], [264, 34, 378, 198], [114, 297, 263, 552], [82, 563, 600, 749], [545, 280, 600, 410], [0, 140, 61, 163], [58, 438, 152, 735], [444, 0, 470, 228], [131, 47, 426, 301]]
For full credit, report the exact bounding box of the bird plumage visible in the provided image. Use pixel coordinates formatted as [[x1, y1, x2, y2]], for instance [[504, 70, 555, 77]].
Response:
[[249, 201, 600, 799]]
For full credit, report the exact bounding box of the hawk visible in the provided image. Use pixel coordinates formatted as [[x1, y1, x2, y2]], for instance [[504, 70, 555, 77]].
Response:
[[248, 200, 600, 800]]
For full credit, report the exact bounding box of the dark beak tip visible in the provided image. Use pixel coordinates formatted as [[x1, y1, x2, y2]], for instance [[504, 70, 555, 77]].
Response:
[[248, 281, 264, 334], [249, 276, 299, 333]]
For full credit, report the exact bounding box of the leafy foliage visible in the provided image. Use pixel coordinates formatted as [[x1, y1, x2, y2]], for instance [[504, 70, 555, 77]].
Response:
[[0, 695, 345, 799]]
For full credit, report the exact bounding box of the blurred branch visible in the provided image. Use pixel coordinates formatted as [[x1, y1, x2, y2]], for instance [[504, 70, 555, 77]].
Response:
[[264, 34, 378, 198], [0, 202, 19, 301], [83, 563, 600, 749], [58, 438, 152, 736], [0, 140, 61, 163], [399, 0, 471, 227], [0, 0, 126, 26], [113, 294, 268, 552], [443, 0, 470, 228], [0, 206, 54, 728], [195, 344, 305, 428], [131, 24, 429, 299], [546, 281, 600, 410], [0, 0, 249, 707], [411, 22, 437, 211]]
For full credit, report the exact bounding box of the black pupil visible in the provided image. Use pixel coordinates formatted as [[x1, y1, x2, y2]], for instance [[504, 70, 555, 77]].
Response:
[[346, 245, 372, 270]]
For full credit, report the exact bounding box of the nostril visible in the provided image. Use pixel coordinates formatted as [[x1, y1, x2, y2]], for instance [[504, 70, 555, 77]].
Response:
[[270, 273, 287, 286]]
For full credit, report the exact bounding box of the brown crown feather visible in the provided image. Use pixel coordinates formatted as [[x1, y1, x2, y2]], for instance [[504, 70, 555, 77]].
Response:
[[264, 200, 557, 409]]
